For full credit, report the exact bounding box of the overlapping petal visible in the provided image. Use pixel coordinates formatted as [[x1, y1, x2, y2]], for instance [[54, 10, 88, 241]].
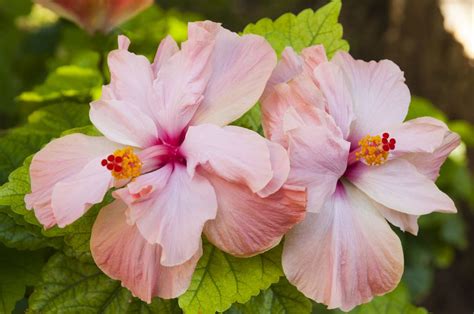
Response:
[[115, 164, 217, 267], [282, 182, 403, 311], [91, 200, 201, 302], [203, 171, 306, 257], [191, 22, 277, 126], [347, 159, 457, 215], [25, 134, 120, 228], [181, 124, 273, 193]]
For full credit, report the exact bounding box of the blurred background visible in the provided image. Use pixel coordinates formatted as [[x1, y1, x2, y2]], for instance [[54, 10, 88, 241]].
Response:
[[0, 0, 472, 313]]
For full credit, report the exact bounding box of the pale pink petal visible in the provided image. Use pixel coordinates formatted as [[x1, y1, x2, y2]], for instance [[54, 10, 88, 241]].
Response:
[[51, 158, 114, 227], [152, 25, 215, 142], [331, 52, 410, 145], [314, 61, 354, 138], [261, 82, 328, 146], [181, 124, 272, 193], [347, 159, 457, 215], [151, 35, 179, 75], [90, 99, 158, 148], [105, 36, 155, 117], [402, 131, 461, 181], [191, 24, 277, 126], [377, 205, 419, 235], [282, 182, 403, 311], [286, 125, 350, 212], [91, 200, 201, 302], [388, 117, 448, 155], [25, 134, 119, 228], [115, 164, 217, 267], [203, 171, 306, 256], [301, 45, 328, 74], [264, 47, 303, 96], [257, 140, 290, 197]]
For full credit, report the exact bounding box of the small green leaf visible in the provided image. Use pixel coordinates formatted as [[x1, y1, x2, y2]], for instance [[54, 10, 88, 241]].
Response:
[[29, 253, 132, 314], [0, 208, 61, 250], [17, 65, 102, 105], [0, 244, 45, 313], [312, 284, 428, 314], [226, 277, 311, 314], [243, 0, 349, 57], [178, 241, 283, 314], [232, 104, 263, 134]]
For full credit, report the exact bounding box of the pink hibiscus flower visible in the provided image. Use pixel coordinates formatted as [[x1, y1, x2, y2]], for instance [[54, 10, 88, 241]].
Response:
[[25, 22, 307, 301], [261, 46, 459, 311], [35, 0, 153, 33]]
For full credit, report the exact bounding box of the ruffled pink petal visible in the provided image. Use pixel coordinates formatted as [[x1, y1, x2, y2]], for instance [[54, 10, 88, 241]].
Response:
[[257, 140, 290, 197], [105, 35, 155, 117], [152, 24, 215, 142], [402, 131, 460, 181], [301, 45, 328, 74], [313, 61, 354, 138], [90, 99, 158, 148], [25, 134, 119, 228], [203, 170, 306, 257], [91, 200, 201, 302], [181, 124, 273, 193], [347, 159, 457, 215], [51, 158, 114, 227], [282, 182, 403, 311], [151, 35, 179, 75], [331, 52, 410, 146], [191, 23, 277, 126], [115, 164, 217, 267], [286, 125, 350, 212], [377, 205, 419, 235], [264, 47, 303, 97], [388, 117, 448, 155]]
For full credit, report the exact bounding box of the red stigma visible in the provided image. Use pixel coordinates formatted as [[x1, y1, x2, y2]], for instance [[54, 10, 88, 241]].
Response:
[[115, 156, 123, 163], [101, 159, 108, 166], [101, 154, 124, 173], [107, 155, 115, 162], [390, 138, 396, 144], [106, 163, 114, 170], [383, 132, 389, 139], [382, 145, 390, 151]]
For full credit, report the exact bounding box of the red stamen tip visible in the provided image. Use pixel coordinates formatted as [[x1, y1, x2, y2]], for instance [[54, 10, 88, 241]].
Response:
[[115, 156, 123, 163], [390, 138, 396, 144], [101, 159, 108, 166], [106, 163, 114, 170], [382, 138, 388, 144], [383, 132, 389, 138], [107, 155, 115, 162], [382, 145, 390, 151], [114, 165, 123, 172], [389, 143, 395, 150]]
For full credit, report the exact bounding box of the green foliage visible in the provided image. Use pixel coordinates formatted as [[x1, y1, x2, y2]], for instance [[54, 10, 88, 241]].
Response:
[[243, 0, 349, 57], [178, 241, 283, 313], [227, 278, 312, 314], [312, 284, 428, 314], [232, 104, 263, 134], [0, 244, 46, 313]]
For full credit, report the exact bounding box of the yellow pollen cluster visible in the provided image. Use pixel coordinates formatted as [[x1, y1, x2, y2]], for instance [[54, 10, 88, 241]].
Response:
[[355, 135, 389, 166], [111, 147, 142, 180]]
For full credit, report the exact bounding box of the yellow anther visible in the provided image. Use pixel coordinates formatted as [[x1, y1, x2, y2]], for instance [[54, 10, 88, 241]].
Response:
[[355, 135, 389, 166], [110, 147, 142, 180]]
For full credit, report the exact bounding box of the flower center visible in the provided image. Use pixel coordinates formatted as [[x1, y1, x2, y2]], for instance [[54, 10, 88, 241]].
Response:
[[101, 147, 142, 180], [355, 132, 396, 166]]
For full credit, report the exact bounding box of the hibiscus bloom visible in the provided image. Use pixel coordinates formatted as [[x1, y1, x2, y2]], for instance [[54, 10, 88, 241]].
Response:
[[35, 0, 153, 33], [261, 46, 459, 311], [25, 22, 306, 301]]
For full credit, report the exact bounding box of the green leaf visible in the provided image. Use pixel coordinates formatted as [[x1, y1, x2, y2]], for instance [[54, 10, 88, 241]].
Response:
[[312, 284, 428, 314], [226, 277, 311, 314], [0, 102, 90, 183], [17, 65, 102, 105], [232, 104, 263, 134], [0, 244, 45, 313], [0, 208, 61, 250], [127, 298, 182, 314], [29, 253, 133, 314], [243, 0, 349, 57], [178, 241, 283, 314]]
